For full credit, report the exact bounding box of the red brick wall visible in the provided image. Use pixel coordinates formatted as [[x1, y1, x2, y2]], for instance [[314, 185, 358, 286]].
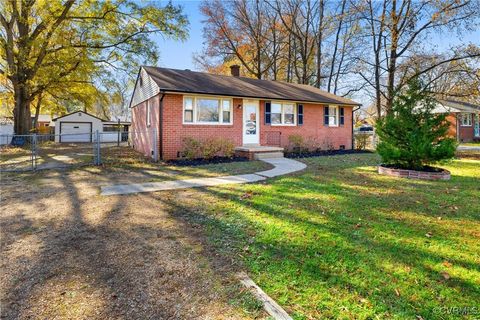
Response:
[[445, 113, 477, 142], [161, 95, 243, 160], [131, 93, 354, 160], [458, 114, 475, 142], [259, 100, 353, 150], [131, 95, 160, 158]]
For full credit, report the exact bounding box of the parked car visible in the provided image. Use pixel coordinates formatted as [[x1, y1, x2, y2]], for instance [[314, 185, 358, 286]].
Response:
[[355, 125, 374, 133]]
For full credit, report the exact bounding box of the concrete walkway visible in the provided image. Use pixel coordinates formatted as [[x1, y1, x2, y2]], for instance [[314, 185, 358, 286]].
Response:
[[457, 145, 480, 151], [101, 158, 306, 196]]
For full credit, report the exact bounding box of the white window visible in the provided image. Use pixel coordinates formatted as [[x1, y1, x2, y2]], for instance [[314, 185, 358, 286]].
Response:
[[184, 97, 194, 123], [197, 98, 220, 122], [284, 103, 295, 124], [146, 100, 151, 127], [324, 106, 338, 126], [183, 96, 233, 124], [222, 100, 231, 123], [271, 101, 296, 126], [271, 103, 282, 124], [461, 113, 472, 126]]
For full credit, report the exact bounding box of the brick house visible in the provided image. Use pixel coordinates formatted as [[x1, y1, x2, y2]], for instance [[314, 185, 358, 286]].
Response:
[[432, 100, 480, 143], [129, 66, 361, 160]]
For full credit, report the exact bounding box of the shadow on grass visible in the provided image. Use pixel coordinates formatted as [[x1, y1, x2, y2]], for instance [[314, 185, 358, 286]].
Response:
[[0, 167, 243, 319], [161, 154, 480, 319]]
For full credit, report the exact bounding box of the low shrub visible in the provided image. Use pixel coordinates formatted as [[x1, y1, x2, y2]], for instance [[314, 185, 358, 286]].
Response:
[[304, 136, 322, 152], [181, 137, 235, 160], [182, 137, 202, 160], [322, 137, 335, 151], [287, 134, 307, 153], [355, 133, 370, 150], [218, 138, 235, 158]]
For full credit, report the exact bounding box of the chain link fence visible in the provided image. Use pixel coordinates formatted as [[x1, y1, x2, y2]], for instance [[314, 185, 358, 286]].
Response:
[[0, 129, 157, 172]]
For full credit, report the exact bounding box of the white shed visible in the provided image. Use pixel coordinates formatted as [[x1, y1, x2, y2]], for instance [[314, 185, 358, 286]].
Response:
[[53, 111, 105, 143], [0, 118, 14, 145]]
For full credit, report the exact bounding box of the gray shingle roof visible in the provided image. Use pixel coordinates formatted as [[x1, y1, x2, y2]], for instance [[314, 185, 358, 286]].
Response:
[[143, 67, 361, 106], [438, 99, 480, 113]]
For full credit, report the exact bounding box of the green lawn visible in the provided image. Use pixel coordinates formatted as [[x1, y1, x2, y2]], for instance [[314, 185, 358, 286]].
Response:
[[176, 154, 480, 319], [460, 142, 480, 147]]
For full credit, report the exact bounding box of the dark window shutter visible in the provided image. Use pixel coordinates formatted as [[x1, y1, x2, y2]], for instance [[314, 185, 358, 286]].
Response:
[[324, 106, 329, 126], [265, 101, 271, 124], [297, 104, 303, 125], [340, 107, 345, 125]]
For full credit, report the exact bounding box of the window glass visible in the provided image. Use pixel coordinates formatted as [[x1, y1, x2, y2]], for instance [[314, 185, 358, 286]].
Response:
[[184, 97, 194, 122], [284, 104, 295, 124], [339, 107, 345, 125], [184, 97, 193, 110], [329, 106, 337, 126], [462, 114, 472, 126], [197, 98, 219, 122], [222, 100, 231, 123], [271, 103, 282, 124]]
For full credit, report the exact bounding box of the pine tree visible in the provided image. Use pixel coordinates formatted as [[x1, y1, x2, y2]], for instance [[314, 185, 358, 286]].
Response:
[[375, 79, 457, 170]]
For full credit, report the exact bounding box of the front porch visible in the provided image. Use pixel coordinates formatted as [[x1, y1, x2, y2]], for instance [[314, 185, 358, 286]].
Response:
[[235, 145, 285, 160]]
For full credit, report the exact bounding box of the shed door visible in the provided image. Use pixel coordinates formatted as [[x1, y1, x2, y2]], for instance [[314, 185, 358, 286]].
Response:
[[60, 123, 92, 142]]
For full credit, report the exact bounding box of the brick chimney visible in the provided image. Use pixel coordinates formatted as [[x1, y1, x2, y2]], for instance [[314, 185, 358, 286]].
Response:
[[230, 65, 240, 77]]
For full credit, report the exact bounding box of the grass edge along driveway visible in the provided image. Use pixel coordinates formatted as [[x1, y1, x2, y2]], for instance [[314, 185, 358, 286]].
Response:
[[173, 153, 480, 320]]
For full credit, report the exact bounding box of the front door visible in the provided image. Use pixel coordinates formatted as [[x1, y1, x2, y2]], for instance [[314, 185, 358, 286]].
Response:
[[475, 114, 480, 138], [243, 100, 259, 145]]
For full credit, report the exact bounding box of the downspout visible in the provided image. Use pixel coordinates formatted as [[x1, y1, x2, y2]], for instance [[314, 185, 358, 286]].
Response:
[[456, 113, 460, 142], [352, 105, 361, 150], [158, 92, 166, 160]]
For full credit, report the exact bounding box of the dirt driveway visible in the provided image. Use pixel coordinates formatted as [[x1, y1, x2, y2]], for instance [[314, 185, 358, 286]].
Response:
[[0, 164, 269, 319]]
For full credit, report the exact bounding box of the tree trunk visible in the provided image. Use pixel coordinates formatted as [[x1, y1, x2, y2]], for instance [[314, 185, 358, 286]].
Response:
[[327, 0, 347, 93], [32, 94, 43, 133], [286, 33, 292, 82], [315, 0, 324, 88], [386, 0, 398, 113], [13, 83, 32, 135]]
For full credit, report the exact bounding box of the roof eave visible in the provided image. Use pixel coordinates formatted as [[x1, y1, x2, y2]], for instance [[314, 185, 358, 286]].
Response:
[[159, 88, 361, 106]]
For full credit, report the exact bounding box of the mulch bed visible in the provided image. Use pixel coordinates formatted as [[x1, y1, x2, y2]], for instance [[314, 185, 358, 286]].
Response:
[[381, 163, 444, 173], [167, 156, 249, 166], [285, 149, 373, 159]]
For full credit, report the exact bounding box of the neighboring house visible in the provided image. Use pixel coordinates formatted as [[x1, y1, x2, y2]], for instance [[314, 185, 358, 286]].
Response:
[[34, 114, 55, 133], [0, 118, 14, 145], [432, 100, 480, 142], [53, 111, 130, 143], [129, 65, 361, 160]]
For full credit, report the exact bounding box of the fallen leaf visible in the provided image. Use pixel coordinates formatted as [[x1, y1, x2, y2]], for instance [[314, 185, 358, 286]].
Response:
[[354, 223, 362, 229], [240, 191, 253, 200], [441, 271, 450, 280], [442, 261, 452, 268]]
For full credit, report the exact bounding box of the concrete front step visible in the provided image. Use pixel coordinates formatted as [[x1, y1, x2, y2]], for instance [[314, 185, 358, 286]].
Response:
[[254, 152, 284, 160], [235, 145, 285, 160]]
